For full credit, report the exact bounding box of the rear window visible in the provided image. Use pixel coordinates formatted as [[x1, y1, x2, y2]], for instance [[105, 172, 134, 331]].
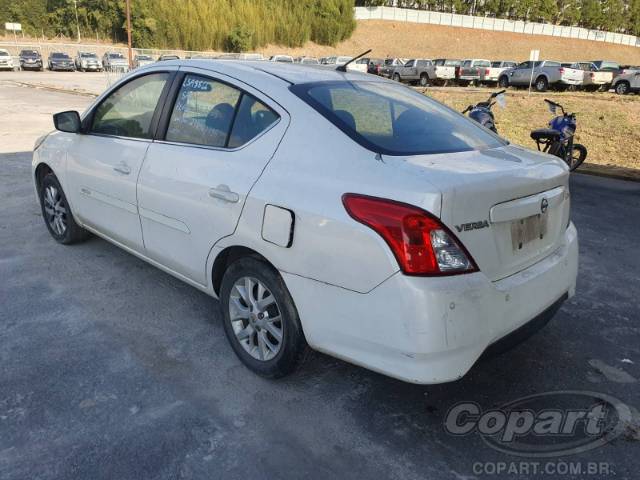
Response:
[[475, 60, 490, 67], [291, 81, 505, 156], [598, 61, 620, 71]]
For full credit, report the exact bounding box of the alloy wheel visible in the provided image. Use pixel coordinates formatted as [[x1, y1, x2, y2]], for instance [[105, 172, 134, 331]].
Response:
[[43, 185, 67, 236], [228, 276, 283, 361]]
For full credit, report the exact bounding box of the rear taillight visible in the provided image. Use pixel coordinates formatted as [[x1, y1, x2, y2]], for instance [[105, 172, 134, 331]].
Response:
[[559, 67, 565, 74], [342, 194, 478, 276], [485, 68, 490, 75]]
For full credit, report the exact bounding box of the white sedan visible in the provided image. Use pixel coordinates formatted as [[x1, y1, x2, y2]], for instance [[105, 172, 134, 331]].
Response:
[[32, 60, 578, 384]]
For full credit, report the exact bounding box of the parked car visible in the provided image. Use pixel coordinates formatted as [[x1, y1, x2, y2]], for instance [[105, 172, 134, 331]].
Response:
[[391, 58, 436, 87], [217, 53, 264, 61], [498, 60, 583, 92], [133, 54, 154, 68], [158, 54, 180, 61], [590, 60, 621, 74], [379, 58, 405, 78], [19, 49, 43, 71], [35, 60, 578, 384], [479, 61, 518, 85], [568, 62, 613, 91], [456, 59, 491, 85], [432, 59, 461, 84], [294, 56, 319, 65], [320, 56, 367, 73], [75, 51, 102, 72], [367, 58, 385, 75], [47, 52, 75, 71], [0, 49, 15, 71], [612, 70, 640, 95], [102, 52, 129, 71], [270, 55, 294, 63]]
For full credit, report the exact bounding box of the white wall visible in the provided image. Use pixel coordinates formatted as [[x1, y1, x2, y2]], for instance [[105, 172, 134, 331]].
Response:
[[355, 6, 640, 48]]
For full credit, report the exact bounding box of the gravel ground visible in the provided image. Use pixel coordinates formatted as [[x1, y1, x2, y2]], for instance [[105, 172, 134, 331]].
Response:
[[1, 81, 639, 480]]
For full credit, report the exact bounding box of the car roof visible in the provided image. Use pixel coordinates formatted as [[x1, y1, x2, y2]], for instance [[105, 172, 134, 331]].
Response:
[[160, 59, 383, 85]]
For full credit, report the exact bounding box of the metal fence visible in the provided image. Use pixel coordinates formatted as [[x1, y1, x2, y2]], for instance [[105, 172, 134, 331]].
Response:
[[355, 6, 640, 48]]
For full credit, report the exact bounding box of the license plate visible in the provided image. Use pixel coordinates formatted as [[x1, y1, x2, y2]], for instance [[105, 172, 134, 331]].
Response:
[[511, 214, 547, 251]]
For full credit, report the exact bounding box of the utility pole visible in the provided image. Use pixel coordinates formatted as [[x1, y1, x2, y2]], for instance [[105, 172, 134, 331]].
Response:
[[73, 0, 81, 42], [126, 0, 133, 69]]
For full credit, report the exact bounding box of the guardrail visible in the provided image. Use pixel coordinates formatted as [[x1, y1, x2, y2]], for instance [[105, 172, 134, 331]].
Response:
[[355, 6, 640, 48]]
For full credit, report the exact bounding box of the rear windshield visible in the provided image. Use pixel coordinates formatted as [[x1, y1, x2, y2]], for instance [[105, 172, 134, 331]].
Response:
[[291, 81, 505, 156], [597, 61, 620, 71], [475, 60, 490, 67]]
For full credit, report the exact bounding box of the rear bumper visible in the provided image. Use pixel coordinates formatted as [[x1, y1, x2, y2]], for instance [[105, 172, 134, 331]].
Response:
[[283, 223, 578, 384]]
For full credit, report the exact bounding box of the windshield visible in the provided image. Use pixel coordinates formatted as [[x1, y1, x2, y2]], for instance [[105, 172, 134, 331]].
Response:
[[138, 55, 152, 60], [81, 53, 97, 58], [291, 81, 506, 156], [21, 50, 38, 57], [52, 53, 69, 59], [0, 51, 8, 57], [109, 53, 125, 59]]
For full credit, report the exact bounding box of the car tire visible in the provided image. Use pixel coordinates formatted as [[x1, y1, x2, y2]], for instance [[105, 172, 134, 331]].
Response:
[[615, 81, 630, 95], [535, 76, 548, 92], [419, 73, 429, 87], [220, 256, 308, 379], [393, 73, 401, 82], [39, 173, 90, 244]]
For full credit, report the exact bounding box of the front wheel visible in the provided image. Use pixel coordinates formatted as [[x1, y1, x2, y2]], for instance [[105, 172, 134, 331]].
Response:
[[393, 73, 401, 82], [615, 81, 630, 95], [567, 144, 587, 171], [220, 257, 308, 378], [498, 76, 509, 88], [39, 173, 90, 244], [419, 73, 429, 87]]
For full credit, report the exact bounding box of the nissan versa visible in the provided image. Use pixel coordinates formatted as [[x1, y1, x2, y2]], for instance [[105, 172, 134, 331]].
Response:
[[32, 61, 578, 384]]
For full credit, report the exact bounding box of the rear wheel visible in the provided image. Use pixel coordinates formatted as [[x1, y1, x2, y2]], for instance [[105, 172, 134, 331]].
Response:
[[535, 76, 548, 92], [567, 144, 587, 171], [39, 173, 90, 244], [220, 257, 308, 378], [615, 81, 630, 95], [419, 73, 429, 87]]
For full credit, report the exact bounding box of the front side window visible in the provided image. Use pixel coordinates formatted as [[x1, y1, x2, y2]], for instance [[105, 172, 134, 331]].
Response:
[[292, 81, 505, 156], [91, 73, 169, 139], [404, 60, 415, 68]]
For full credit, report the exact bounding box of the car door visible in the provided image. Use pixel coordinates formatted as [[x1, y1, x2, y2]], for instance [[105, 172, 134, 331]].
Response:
[[403, 59, 416, 80], [511, 61, 531, 85], [631, 71, 640, 89], [65, 71, 173, 251], [136, 69, 289, 285]]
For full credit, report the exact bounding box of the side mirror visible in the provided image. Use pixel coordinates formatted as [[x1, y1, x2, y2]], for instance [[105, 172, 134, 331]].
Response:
[[53, 111, 82, 133]]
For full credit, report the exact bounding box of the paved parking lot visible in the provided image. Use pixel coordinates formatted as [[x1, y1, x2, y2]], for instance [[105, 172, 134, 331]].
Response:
[[1, 81, 639, 479]]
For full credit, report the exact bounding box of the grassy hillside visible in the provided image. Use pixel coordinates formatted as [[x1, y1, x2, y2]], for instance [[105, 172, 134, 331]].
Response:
[[260, 20, 640, 64]]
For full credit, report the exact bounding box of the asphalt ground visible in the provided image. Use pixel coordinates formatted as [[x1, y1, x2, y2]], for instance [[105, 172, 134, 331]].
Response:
[[0, 79, 639, 480]]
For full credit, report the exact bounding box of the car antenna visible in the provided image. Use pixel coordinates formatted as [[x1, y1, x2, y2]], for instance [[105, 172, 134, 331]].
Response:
[[336, 49, 372, 72]]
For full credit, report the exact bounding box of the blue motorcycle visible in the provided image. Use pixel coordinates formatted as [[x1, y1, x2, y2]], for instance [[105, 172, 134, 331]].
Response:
[[461, 89, 506, 133], [530, 99, 587, 171]]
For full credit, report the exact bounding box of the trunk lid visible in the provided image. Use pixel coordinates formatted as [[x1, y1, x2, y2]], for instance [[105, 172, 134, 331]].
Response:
[[395, 145, 570, 281], [560, 67, 584, 83]]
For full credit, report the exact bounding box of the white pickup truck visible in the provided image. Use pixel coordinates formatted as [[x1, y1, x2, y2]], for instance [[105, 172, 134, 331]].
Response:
[[432, 58, 461, 84], [498, 60, 584, 92], [567, 62, 613, 91], [479, 60, 518, 85]]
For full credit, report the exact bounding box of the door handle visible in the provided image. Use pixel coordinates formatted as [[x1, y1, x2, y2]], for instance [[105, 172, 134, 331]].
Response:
[[208, 185, 239, 203], [113, 163, 131, 175]]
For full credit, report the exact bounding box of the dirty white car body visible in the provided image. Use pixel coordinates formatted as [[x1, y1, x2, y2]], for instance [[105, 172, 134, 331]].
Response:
[[32, 60, 578, 384]]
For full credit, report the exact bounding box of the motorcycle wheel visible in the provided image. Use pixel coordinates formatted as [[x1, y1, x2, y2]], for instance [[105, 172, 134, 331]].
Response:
[[567, 144, 587, 171]]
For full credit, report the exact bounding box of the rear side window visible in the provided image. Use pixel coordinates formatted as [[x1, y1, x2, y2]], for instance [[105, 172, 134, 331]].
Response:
[[228, 95, 279, 148], [91, 73, 169, 139], [166, 75, 241, 147], [292, 81, 505, 156], [166, 74, 279, 149]]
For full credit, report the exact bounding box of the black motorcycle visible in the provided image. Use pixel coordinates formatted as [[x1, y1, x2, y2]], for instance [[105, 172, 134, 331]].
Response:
[[530, 99, 587, 172], [461, 90, 506, 133]]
